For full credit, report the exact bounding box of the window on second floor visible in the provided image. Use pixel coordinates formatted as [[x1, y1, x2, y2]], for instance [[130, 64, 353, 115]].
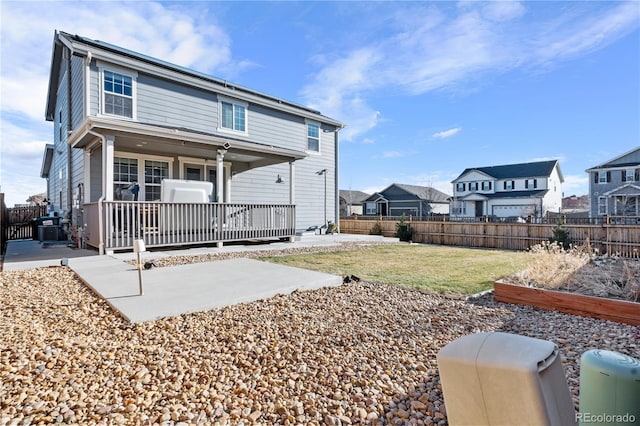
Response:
[[220, 100, 247, 133], [103, 70, 134, 118], [596, 171, 611, 184], [503, 180, 515, 190], [307, 122, 320, 152], [622, 169, 639, 182], [481, 181, 492, 191], [456, 182, 466, 192], [525, 179, 538, 189]]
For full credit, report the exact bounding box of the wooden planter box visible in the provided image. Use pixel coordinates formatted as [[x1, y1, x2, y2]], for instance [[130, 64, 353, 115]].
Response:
[[494, 280, 640, 326]]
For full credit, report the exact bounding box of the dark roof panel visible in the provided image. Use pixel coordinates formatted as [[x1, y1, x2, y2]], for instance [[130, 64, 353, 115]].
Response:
[[455, 160, 560, 181]]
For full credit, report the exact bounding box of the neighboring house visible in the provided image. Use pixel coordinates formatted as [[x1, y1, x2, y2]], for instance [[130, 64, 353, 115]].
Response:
[[362, 184, 450, 217], [450, 160, 564, 219], [41, 31, 344, 253], [339, 190, 369, 217], [585, 147, 640, 218]]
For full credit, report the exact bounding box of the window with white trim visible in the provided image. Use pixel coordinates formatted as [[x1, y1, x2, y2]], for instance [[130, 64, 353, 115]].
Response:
[[598, 171, 610, 183], [623, 169, 635, 182], [481, 181, 492, 191], [456, 182, 466, 192], [219, 98, 247, 133], [504, 180, 515, 190], [113, 154, 171, 201], [365, 202, 377, 215], [103, 70, 134, 118], [598, 197, 607, 215], [144, 160, 169, 201], [114, 157, 139, 200], [307, 122, 320, 152]]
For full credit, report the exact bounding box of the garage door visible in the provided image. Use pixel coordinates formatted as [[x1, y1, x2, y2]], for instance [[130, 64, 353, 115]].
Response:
[[492, 205, 525, 217]]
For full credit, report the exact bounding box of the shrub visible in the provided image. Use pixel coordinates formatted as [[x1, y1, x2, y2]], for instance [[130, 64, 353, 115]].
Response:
[[549, 220, 571, 250], [395, 215, 414, 242]]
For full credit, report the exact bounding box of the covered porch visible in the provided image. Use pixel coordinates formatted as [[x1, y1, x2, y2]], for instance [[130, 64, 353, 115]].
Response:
[[70, 117, 304, 253], [603, 184, 640, 217]]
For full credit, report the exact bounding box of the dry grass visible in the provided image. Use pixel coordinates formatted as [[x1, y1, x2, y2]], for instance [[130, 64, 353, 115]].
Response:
[[507, 241, 640, 302]]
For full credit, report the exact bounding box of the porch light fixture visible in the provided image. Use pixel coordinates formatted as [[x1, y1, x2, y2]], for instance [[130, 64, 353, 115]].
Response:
[[276, 174, 284, 184]]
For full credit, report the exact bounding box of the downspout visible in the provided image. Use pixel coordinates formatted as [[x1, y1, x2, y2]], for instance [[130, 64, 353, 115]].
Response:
[[66, 47, 73, 215], [334, 128, 340, 232], [87, 128, 106, 255]]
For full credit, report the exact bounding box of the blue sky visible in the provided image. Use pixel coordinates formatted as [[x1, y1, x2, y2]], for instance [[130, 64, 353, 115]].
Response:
[[1, 1, 639, 206]]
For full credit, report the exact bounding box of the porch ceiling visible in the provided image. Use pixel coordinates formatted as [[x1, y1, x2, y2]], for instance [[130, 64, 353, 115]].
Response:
[[70, 117, 307, 171]]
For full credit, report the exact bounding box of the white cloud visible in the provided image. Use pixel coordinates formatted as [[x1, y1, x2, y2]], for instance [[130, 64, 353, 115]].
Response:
[[432, 127, 461, 139], [0, 1, 244, 206], [562, 174, 590, 196], [300, 1, 639, 139], [373, 151, 409, 159]]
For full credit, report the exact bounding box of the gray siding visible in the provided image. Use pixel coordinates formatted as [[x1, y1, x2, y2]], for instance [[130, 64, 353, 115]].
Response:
[[137, 75, 216, 133], [231, 131, 336, 230], [71, 55, 85, 129]]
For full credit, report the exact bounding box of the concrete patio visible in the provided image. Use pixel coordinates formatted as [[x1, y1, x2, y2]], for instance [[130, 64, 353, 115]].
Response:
[[2, 234, 398, 323]]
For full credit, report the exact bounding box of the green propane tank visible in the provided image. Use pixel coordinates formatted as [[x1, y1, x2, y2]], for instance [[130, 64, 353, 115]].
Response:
[[578, 349, 640, 426]]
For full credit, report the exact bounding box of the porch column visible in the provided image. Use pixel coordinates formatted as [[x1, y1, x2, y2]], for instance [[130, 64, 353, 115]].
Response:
[[216, 149, 226, 203], [289, 161, 295, 205], [103, 135, 115, 201], [224, 166, 231, 203]]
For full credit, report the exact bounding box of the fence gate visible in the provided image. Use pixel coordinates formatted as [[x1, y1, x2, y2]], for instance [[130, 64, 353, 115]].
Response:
[[4, 205, 48, 241]]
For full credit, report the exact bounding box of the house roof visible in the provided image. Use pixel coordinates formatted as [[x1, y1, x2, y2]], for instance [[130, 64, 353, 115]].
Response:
[[585, 146, 640, 171], [339, 190, 370, 204], [40, 144, 55, 178], [453, 160, 563, 183], [393, 184, 450, 202], [363, 183, 450, 203], [46, 31, 345, 128]]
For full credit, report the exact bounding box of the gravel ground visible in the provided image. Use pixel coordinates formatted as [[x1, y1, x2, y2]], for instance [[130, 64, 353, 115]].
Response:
[[1, 250, 638, 425]]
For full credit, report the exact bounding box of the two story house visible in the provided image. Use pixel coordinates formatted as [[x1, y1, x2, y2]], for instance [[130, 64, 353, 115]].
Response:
[[41, 31, 344, 253], [362, 184, 450, 217], [450, 160, 563, 219], [585, 147, 640, 218]]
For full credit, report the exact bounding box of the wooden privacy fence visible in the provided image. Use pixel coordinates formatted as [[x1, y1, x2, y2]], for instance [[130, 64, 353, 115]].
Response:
[[1, 202, 49, 244], [340, 218, 640, 257]]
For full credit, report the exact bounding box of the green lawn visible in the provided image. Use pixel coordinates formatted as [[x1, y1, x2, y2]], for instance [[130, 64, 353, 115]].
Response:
[[260, 244, 530, 295]]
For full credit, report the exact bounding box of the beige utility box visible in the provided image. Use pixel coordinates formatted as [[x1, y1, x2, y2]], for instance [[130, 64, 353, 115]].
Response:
[[437, 332, 577, 425]]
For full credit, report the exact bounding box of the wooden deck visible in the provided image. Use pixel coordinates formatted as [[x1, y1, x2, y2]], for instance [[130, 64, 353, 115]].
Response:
[[83, 201, 296, 252]]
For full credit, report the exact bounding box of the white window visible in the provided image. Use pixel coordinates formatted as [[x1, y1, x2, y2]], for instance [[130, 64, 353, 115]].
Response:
[[114, 154, 172, 201], [598, 171, 609, 183], [598, 197, 607, 215], [114, 157, 139, 200], [218, 97, 247, 133], [307, 122, 320, 152], [102, 69, 135, 118], [365, 202, 377, 215], [624, 169, 635, 182], [144, 160, 169, 201], [504, 180, 515, 190], [456, 182, 466, 192], [481, 181, 492, 191]]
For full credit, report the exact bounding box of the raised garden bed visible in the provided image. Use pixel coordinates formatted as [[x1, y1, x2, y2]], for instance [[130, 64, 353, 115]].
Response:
[[494, 280, 640, 326]]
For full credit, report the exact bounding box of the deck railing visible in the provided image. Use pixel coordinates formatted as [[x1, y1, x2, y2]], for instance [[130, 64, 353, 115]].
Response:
[[83, 201, 296, 251]]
